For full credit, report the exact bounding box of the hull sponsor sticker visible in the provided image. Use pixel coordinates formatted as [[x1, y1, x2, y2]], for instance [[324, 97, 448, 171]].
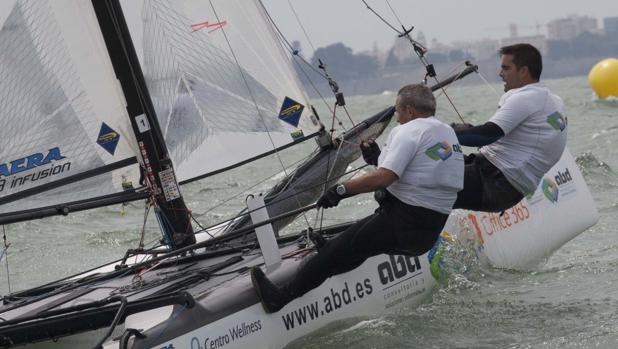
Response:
[[528, 167, 576, 205], [280, 279, 374, 330], [377, 255, 425, 308], [466, 201, 531, 239], [190, 320, 262, 349]]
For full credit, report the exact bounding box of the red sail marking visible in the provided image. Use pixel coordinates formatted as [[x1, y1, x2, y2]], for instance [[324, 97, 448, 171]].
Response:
[[190, 20, 227, 33]]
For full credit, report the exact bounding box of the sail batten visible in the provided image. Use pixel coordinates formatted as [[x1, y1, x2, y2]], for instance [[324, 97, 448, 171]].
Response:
[[0, 188, 149, 225], [0, 157, 138, 206]]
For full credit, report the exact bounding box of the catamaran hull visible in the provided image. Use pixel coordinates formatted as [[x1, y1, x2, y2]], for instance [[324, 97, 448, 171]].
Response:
[[101, 252, 437, 349], [0, 149, 597, 348], [444, 147, 599, 269]]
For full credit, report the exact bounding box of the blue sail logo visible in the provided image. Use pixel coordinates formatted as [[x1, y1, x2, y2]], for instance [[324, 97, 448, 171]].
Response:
[[278, 97, 305, 127], [97, 122, 120, 155], [0, 148, 65, 178]]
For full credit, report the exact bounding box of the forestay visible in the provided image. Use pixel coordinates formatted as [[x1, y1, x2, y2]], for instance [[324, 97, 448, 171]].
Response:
[[120, 0, 322, 183], [0, 0, 141, 218]]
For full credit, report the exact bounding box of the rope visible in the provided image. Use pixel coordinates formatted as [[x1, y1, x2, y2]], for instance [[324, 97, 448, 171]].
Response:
[[477, 70, 502, 98]]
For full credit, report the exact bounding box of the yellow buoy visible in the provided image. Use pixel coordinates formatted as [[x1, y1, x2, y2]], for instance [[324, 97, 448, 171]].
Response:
[[588, 58, 618, 99]]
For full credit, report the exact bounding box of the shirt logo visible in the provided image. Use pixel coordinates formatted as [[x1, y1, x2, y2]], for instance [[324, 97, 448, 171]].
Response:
[[547, 112, 567, 131], [425, 141, 455, 161]]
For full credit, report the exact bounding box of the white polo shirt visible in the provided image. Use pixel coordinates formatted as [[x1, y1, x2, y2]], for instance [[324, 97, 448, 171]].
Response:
[[378, 116, 464, 214], [480, 83, 568, 194]]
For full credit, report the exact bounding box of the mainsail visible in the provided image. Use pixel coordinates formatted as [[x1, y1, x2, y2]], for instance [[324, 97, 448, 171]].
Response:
[[0, 1, 142, 221], [0, 0, 323, 225], [120, 0, 322, 183]]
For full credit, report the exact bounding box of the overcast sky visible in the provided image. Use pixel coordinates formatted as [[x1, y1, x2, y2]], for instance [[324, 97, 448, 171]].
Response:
[[262, 0, 618, 54]]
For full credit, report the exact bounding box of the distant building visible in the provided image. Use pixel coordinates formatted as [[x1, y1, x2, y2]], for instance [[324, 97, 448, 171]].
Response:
[[389, 37, 411, 62], [548, 15, 599, 40], [500, 35, 548, 55], [604, 17, 618, 36], [429, 38, 450, 54], [454, 39, 500, 60]]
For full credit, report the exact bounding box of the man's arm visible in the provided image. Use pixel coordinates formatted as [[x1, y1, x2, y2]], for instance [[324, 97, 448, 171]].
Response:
[[316, 168, 398, 209], [343, 167, 398, 195], [452, 122, 505, 147]]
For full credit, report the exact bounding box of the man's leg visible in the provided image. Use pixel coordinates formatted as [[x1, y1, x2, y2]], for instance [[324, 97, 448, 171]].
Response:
[[252, 209, 397, 313], [453, 154, 484, 211], [285, 211, 397, 297], [454, 154, 523, 212]]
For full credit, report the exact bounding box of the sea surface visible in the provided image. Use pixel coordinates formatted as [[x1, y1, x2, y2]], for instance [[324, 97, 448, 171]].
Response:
[[2, 75, 618, 348]]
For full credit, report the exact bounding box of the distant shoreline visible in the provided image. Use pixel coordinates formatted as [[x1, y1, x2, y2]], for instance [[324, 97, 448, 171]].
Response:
[[303, 56, 608, 98]]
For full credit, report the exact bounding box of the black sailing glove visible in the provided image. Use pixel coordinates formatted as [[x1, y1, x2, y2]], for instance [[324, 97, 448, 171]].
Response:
[[449, 122, 474, 131], [317, 185, 345, 209], [361, 141, 381, 166]]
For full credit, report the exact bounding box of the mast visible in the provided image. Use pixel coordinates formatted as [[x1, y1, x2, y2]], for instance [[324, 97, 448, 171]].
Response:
[[91, 0, 195, 249]]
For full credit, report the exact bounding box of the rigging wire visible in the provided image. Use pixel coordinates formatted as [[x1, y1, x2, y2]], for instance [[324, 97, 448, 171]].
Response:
[[2, 225, 11, 294], [258, 0, 350, 130], [193, 150, 316, 219], [218, 1, 354, 230], [191, 162, 371, 236], [361, 0, 467, 123], [385, 0, 405, 28], [432, 61, 468, 99], [287, 0, 318, 54], [314, 134, 349, 234], [477, 70, 502, 98], [208, 0, 300, 219]]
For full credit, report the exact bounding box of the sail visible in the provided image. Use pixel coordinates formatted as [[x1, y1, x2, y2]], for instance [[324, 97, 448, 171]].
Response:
[[0, 1, 142, 219], [119, 0, 322, 183]]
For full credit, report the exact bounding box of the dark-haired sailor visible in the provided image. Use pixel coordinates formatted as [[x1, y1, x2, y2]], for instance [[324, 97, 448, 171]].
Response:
[[451, 43, 568, 212], [251, 84, 463, 313]]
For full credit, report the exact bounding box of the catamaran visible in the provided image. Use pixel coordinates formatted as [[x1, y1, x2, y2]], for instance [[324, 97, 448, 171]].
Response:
[[0, 0, 598, 348]]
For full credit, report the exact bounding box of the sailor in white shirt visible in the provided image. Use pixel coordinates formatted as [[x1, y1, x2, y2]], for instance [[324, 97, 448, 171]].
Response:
[[452, 43, 567, 212], [251, 84, 463, 313]]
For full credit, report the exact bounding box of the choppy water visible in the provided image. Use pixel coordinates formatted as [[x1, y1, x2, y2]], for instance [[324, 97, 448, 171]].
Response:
[[2, 75, 618, 348]]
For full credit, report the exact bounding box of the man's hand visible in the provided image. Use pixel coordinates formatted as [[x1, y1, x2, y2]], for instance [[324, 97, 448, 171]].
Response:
[[317, 185, 344, 209], [361, 140, 381, 166]]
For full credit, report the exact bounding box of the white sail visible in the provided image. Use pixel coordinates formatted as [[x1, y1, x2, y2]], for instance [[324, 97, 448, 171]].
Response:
[[0, 0, 141, 216], [120, 0, 322, 183]]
